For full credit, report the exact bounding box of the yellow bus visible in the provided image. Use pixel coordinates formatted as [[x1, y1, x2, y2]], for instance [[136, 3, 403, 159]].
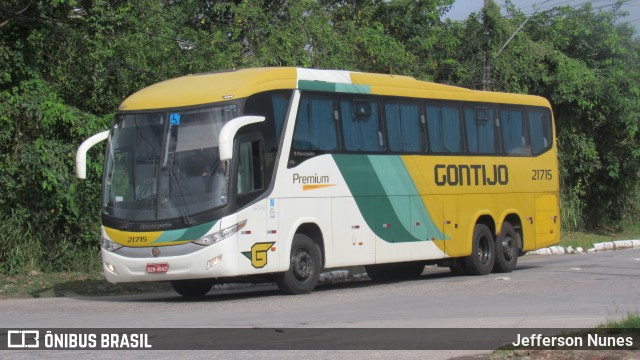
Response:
[[76, 67, 559, 297]]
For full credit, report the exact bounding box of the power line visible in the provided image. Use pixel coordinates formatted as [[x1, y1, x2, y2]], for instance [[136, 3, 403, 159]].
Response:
[[519, 0, 613, 13], [520, 0, 638, 16]]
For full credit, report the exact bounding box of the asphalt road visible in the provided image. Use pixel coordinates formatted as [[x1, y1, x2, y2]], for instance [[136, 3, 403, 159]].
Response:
[[1, 248, 640, 359]]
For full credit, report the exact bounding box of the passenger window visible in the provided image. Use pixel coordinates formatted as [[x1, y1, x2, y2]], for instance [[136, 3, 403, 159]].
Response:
[[528, 109, 552, 155], [465, 107, 496, 154], [293, 95, 338, 151], [385, 101, 423, 152], [500, 108, 530, 156], [427, 104, 462, 153], [341, 98, 384, 152]]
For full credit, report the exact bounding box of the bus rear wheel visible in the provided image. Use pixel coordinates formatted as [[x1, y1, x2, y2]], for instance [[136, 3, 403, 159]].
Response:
[[171, 279, 214, 298], [275, 234, 321, 295], [463, 224, 495, 275], [493, 222, 519, 273]]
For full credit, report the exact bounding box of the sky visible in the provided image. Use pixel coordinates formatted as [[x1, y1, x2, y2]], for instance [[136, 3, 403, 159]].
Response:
[[446, 0, 640, 33]]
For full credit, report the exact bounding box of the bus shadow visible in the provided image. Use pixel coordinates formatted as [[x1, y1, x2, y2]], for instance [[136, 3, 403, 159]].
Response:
[[55, 264, 537, 303]]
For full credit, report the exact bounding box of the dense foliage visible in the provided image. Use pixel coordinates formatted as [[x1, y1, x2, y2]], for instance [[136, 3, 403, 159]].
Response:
[[1, 0, 638, 274]]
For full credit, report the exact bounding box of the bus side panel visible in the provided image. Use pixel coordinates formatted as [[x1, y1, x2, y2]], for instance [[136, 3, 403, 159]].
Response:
[[535, 193, 560, 248], [277, 197, 333, 271], [331, 197, 375, 267], [374, 195, 412, 264], [410, 195, 447, 261], [235, 199, 281, 275], [442, 195, 464, 257]]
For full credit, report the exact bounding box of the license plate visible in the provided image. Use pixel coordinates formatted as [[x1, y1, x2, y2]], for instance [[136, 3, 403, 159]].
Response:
[[146, 263, 169, 274]]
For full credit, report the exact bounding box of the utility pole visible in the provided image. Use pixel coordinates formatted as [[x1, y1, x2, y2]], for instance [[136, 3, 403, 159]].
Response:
[[482, 0, 552, 90], [482, 0, 491, 91]]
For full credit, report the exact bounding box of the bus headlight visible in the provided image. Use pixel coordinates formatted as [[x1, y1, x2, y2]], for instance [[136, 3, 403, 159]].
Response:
[[193, 220, 246, 246], [101, 236, 123, 252]]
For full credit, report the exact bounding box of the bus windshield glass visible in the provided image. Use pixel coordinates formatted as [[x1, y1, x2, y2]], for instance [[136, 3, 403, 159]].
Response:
[[102, 105, 237, 222]]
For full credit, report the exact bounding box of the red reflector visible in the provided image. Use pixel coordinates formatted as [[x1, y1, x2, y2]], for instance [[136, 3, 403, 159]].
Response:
[[267, 230, 277, 234]]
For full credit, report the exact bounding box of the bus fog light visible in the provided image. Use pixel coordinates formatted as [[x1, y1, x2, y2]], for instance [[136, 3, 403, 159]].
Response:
[[212, 256, 222, 267], [105, 262, 118, 275], [206, 255, 223, 270]]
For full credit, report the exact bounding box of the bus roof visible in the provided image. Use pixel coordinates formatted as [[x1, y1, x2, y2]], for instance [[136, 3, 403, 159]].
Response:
[[118, 67, 551, 111]]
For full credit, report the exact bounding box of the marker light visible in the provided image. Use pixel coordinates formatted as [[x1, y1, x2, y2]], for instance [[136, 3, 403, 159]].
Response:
[[101, 236, 123, 252], [193, 220, 247, 246]]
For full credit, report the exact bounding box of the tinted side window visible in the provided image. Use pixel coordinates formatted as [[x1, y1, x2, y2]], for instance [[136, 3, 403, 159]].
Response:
[[237, 140, 263, 195], [385, 100, 423, 152], [293, 94, 338, 151], [528, 108, 552, 155], [341, 98, 384, 152], [500, 108, 530, 156], [271, 93, 291, 142], [465, 107, 497, 154], [427, 104, 462, 153]]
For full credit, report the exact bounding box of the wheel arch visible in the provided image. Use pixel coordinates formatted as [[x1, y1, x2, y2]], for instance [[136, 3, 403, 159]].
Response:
[[293, 222, 326, 268], [475, 214, 496, 238]]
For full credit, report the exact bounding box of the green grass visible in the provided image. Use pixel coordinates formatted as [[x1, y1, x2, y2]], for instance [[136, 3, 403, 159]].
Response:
[[599, 312, 640, 331], [559, 222, 640, 250], [0, 272, 170, 299]]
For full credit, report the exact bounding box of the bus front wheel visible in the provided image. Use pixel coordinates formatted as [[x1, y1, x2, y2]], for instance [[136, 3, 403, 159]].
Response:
[[463, 224, 495, 275], [275, 234, 321, 295]]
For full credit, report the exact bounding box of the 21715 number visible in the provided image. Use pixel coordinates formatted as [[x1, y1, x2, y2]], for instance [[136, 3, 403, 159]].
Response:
[[532, 169, 552, 180]]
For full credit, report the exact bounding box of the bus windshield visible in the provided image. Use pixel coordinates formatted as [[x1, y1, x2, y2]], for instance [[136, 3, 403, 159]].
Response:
[[102, 105, 237, 222]]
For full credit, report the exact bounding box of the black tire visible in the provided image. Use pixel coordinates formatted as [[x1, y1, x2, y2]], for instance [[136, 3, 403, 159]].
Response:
[[275, 234, 322, 295], [448, 261, 467, 276], [493, 221, 519, 273], [463, 224, 495, 275], [171, 279, 214, 298], [365, 262, 424, 281]]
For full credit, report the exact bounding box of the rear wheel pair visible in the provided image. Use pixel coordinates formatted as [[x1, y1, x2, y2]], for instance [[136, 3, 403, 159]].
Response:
[[451, 222, 518, 276]]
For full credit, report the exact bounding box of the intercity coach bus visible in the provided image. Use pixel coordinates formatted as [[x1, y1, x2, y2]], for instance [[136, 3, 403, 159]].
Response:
[[76, 67, 559, 297]]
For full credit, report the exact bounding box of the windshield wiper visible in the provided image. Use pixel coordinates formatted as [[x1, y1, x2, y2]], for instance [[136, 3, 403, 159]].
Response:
[[123, 180, 155, 228], [164, 158, 192, 226], [122, 155, 159, 228]]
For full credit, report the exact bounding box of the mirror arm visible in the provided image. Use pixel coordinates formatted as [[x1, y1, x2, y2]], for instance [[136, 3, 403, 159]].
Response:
[[218, 116, 265, 161], [76, 130, 109, 179]]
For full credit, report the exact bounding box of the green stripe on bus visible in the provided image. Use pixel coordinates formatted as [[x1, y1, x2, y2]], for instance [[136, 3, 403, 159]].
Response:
[[152, 220, 218, 243], [333, 154, 431, 243], [298, 80, 370, 94], [368, 156, 446, 240]]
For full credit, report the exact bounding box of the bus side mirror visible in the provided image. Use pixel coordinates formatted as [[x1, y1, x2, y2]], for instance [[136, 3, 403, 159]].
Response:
[[76, 130, 109, 179], [218, 116, 265, 161]]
